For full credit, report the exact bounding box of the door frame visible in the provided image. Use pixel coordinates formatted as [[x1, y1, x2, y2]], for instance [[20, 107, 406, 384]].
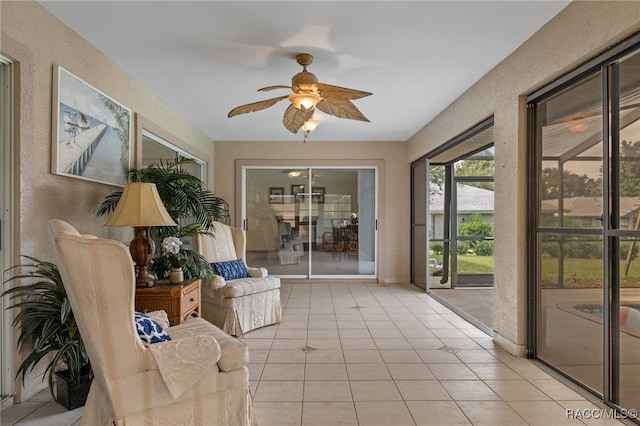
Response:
[[527, 31, 640, 411], [237, 159, 384, 280], [1, 56, 15, 400], [412, 117, 495, 289]]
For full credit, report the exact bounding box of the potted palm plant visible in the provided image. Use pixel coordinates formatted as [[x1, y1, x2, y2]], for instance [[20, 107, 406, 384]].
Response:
[[97, 156, 229, 280], [2, 256, 92, 410]]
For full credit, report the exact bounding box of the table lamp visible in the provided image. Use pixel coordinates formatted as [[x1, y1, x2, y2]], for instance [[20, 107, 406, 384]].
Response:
[[105, 182, 177, 288]]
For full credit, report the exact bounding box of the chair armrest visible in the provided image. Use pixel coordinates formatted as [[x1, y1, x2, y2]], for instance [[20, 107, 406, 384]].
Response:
[[144, 310, 170, 330], [169, 317, 249, 372], [248, 267, 268, 278], [148, 334, 221, 399], [209, 275, 227, 288]]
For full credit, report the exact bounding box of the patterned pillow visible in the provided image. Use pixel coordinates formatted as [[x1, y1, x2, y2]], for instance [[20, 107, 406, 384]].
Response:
[[211, 259, 250, 281], [134, 312, 172, 345]]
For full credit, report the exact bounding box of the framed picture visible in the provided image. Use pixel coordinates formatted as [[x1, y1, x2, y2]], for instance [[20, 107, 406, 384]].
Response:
[[269, 187, 284, 204], [52, 65, 132, 187], [312, 187, 325, 204], [291, 184, 306, 202]]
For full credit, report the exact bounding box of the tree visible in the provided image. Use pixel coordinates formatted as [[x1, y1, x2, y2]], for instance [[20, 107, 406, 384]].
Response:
[[540, 168, 600, 200], [455, 159, 494, 177], [620, 140, 640, 197], [457, 213, 494, 255], [428, 165, 445, 201], [455, 159, 494, 190]]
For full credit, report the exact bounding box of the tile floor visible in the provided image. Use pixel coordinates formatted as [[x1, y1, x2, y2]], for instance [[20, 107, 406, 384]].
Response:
[[1, 282, 626, 425]]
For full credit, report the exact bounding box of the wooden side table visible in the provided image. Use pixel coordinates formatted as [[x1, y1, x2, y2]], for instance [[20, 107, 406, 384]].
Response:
[[135, 278, 201, 325]]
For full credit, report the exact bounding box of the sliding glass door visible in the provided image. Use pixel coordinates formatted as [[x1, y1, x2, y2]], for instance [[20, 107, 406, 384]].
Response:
[[610, 49, 640, 411], [244, 167, 376, 278], [412, 120, 494, 331], [530, 38, 640, 418], [535, 70, 605, 393]]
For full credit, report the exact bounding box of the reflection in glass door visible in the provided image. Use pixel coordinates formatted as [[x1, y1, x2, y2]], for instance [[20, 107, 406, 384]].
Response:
[[532, 42, 640, 417], [611, 49, 640, 411], [535, 70, 605, 395], [244, 167, 376, 278]]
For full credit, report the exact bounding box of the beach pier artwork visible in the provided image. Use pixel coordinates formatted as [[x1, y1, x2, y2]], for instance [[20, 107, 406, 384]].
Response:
[[53, 66, 131, 187]]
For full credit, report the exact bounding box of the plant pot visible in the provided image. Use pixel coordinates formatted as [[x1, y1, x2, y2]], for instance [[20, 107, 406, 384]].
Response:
[[169, 267, 184, 284], [55, 369, 92, 410]]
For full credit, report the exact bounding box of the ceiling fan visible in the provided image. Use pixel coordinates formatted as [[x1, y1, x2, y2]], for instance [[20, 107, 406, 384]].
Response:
[[228, 53, 372, 134]]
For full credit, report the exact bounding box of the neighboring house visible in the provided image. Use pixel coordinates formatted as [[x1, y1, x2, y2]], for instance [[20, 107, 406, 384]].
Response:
[[542, 197, 640, 229], [429, 184, 494, 240]]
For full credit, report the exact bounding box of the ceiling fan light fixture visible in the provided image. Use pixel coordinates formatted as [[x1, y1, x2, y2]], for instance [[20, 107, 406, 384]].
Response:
[[568, 122, 589, 133], [301, 118, 319, 132], [289, 92, 322, 111]]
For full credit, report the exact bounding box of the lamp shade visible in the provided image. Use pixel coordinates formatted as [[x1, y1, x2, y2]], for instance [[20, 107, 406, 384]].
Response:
[[105, 182, 177, 227]]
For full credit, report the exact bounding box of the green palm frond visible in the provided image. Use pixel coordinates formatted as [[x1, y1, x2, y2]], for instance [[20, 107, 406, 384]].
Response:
[[98, 156, 227, 229], [95, 190, 123, 217], [97, 156, 228, 280], [2, 256, 92, 398]]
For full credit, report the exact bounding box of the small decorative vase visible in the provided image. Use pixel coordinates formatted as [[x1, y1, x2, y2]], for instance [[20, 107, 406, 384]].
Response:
[[169, 267, 184, 284]]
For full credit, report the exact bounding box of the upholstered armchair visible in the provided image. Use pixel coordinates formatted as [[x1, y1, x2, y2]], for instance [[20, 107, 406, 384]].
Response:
[[48, 219, 256, 425], [197, 221, 282, 336], [275, 220, 304, 265]]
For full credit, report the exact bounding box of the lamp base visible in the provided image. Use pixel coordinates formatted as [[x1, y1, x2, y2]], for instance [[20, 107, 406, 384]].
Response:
[[130, 226, 156, 288], [135, 267, 155, 288]]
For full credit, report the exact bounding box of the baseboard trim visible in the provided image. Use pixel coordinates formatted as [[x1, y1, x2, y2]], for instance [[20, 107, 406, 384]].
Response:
[[1, 395, 14, 411], [493, 332, 526, 357]]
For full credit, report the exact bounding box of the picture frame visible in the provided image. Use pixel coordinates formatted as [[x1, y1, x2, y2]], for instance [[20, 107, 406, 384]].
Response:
[[269, 187, 284, 204], [52, 65, 132, 187], [311, 187, 325, 204], [291, 184, 306, 202]]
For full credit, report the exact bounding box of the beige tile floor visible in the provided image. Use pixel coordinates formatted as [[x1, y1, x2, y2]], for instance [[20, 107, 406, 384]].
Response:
[[1, 282, 626, 425]]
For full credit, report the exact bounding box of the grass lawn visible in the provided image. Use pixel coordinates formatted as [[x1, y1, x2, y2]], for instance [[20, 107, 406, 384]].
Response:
[[429, 254, 494, 275], [541, 255, 640, 287], [429, 254, 640, 287]]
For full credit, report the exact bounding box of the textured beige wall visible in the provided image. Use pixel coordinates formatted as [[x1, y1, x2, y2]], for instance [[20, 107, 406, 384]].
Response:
[[5, 0, 639, 401], [1, 1, 213, 401], [213, 140, 409, 283], [408, 1, 640, 355]]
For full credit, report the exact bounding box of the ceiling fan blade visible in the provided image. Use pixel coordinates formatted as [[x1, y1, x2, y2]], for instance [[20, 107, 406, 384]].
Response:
[[316, 83, 372, 100], [283, 104, 314, 133], [258, 85, 292, 92], [228, 95, 289, 118], [316, 99, 370, 122]]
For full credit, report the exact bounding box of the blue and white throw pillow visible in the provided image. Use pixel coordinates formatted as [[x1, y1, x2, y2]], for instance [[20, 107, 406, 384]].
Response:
[[134, 312, 171, 345], [211, 259, 250, 281]]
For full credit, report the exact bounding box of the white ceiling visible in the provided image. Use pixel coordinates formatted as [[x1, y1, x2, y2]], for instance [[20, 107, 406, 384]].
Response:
[[38, 1, 570, 143]]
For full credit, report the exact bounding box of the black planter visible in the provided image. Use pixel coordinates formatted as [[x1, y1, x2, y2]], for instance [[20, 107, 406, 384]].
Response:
[[55, 368, 92, 410]]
